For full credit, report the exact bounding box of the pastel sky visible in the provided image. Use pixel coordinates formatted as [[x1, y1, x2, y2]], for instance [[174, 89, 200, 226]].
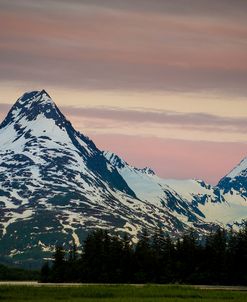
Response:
[[0, 0, 246, 184]]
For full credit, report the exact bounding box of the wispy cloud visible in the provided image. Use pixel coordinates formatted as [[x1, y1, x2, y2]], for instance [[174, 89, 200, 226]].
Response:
[[2, 0, 247, 19], [0, 0, 247, 94], [61, 106, 247, 133], [1, 101, 246, 135]]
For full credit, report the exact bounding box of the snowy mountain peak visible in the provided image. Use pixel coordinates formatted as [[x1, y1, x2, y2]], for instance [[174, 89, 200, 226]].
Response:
[[0, 89, 65, 130], [218, 156, 247, 196], [225, 157, 247, 179], [9, 90, 53, 112], [17, 90, 51, 106], [104, 151, 156, 176]]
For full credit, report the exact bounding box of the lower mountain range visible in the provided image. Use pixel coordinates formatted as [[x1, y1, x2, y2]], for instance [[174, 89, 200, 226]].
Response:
[[0, 90, 246, 267]]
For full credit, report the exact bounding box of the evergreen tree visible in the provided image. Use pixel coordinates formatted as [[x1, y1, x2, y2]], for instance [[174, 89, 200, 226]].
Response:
[[82, 229, 110, 282], [121, 233, 134, 283], [151, 227, 166, 282], [228, 222, 247, 285], [67, 240, 79, 282], [51, 245, 66, 282], [175, 230, 199, 283], [40, 261, 50, 283], [161, 234, 175, 283], [68, 240, 78, 262], [134, 228, 153, 282], [204, 228, 227, 284]]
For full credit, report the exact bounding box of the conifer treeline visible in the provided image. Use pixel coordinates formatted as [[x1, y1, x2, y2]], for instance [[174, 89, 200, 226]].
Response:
[[41, 225, 247, 285]]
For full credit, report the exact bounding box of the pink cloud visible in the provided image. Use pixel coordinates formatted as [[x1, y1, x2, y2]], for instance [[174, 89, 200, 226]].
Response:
[[61, 106, 247, 133]]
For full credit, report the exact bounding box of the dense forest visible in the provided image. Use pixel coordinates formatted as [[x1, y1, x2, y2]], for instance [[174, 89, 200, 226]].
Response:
[[41, 224, 247, 285], [0, 264, 39, 281]]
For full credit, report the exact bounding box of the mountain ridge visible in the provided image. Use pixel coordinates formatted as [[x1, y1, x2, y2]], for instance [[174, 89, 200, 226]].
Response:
[[104, 150, 247, 225], [0, 90, 246, 267]]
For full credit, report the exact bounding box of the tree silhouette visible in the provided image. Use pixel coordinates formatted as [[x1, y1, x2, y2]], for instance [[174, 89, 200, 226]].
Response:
[[40, 223, 247, 285]]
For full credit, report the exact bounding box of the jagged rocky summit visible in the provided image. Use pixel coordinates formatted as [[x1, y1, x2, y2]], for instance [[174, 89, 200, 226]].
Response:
[[0, 90, 246, 266]]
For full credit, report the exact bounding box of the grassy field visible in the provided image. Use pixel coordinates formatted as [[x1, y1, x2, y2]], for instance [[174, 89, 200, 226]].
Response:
[[0, 284, 247, 302]]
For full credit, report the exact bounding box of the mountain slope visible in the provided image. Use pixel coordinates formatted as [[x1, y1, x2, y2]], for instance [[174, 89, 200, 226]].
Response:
[[104, 151, 247, 227], [104, 151, 205, 220]]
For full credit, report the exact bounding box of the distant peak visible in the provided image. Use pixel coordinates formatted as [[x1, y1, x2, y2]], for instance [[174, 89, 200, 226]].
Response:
[[103, 151, 156, 175], [140, 167, 155, 176], [103, 151, 128, 169], [224, 157, 247, 179]]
